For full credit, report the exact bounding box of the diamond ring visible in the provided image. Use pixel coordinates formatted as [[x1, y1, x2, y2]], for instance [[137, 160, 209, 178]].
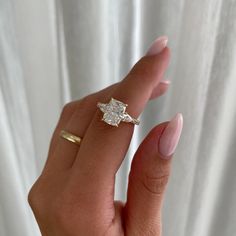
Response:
[[97, 98, 140, 127]]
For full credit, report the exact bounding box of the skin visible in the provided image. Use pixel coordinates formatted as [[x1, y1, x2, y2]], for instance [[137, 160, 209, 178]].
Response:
[[28, 48, 173, 235]]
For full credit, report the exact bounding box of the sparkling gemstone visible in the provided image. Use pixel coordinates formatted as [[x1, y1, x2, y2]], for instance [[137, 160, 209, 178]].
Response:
[[122, 114, 132, 122], [97, 103, 107, 113], [110, 98, 126, 114], [103, 112, 121, 126], [99, 98, 127, 126], [97, 97, 140, 126]]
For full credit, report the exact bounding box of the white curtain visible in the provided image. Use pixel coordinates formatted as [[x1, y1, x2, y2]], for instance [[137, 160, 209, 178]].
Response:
[[1, 0, 236, 235]]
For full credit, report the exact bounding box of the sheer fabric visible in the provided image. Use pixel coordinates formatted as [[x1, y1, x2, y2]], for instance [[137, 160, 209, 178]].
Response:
[[1, 0, 236, 235]]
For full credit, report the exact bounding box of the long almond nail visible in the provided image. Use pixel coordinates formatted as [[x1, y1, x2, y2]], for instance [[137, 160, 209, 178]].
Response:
[[158, 113, 183, 158], [146, 36, 168, 56], [160, 80, 171, 85]]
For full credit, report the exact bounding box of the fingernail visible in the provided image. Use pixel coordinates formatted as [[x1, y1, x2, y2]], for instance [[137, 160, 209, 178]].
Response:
[[158, 113, 183, 158], [146, 36, 168, 56], [160, 80, 171, 85]]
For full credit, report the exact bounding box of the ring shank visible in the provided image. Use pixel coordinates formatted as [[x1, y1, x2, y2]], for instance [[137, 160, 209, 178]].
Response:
[[60, 130, 82, 145], [132, 118, 140, 125]]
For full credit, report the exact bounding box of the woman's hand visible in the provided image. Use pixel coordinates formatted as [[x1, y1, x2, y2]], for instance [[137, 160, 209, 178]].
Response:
[[28, 37, 183, 236]]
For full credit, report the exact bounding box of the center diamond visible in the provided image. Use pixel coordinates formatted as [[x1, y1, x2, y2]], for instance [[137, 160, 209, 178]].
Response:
[[97, 98, 128, 126]]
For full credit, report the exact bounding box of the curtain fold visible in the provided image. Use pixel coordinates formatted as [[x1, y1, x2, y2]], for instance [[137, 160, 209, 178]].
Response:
[[1, 0, 236, 235], [0, 1, 39, 235]]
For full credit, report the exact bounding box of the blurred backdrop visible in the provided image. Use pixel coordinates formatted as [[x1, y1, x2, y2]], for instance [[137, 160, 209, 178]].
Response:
[[1, 0, 236, 235]]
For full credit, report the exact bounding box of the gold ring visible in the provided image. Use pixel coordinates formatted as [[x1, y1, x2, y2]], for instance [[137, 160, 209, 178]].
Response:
[[60, 130, 82, 145]]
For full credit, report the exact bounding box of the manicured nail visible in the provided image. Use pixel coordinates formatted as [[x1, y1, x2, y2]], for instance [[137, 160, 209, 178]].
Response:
[[160, 80, 171, 85], [158, 113, 183, 158], [146, 36, 168, 56]]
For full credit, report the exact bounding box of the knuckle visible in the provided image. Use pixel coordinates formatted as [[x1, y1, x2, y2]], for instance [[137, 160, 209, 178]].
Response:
[[140, 226, 160, 236], [143, 168, 170, 195], [60, 101, 76, 118], [28, 177, 50, 217], [28, 181, 40, 207], [28, 182, 45, 217], [77, 94, 100, 115], [27, 187, 35, 207], [78, 95, 92, 110]]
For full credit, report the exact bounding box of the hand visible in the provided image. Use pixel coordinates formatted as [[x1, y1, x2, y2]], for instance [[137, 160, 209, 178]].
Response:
[[28, 37, 183, 236]]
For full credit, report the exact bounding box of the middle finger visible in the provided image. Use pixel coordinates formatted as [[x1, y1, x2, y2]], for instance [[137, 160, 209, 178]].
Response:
[[71, 48, 170, 195]]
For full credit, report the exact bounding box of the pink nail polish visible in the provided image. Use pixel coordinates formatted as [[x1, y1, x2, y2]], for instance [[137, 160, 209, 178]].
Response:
[[158, 113, 183, 158], [146, 36, 168, 56], [160, 80, 171, 85]]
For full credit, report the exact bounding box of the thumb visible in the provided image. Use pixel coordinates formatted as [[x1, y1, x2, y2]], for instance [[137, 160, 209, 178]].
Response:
[[124, 113, 183, 236]]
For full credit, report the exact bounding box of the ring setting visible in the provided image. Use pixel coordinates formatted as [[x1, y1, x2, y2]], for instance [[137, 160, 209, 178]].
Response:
[[97, 98, 140, 127]]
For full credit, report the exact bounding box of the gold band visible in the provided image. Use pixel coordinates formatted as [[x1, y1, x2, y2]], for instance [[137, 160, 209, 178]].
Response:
[[60, 130, 82, 145]]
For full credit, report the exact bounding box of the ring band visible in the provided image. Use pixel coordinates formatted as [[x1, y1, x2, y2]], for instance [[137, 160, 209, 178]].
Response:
[[97, 97, 140, 127], [60, 130, 82, 145]]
